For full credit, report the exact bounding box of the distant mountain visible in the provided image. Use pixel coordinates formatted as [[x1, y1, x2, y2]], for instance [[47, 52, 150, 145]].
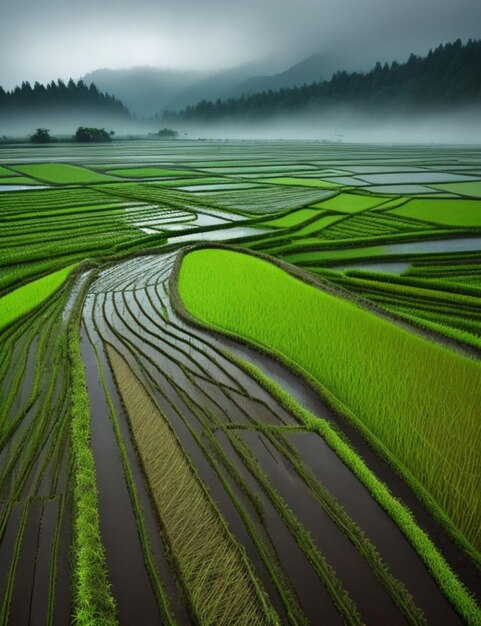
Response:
[[164, 39, 481, 122], [163, 62, 278, 113], [82, 66, 208, 117], [81, 55, 338, 117], [224, 52, 335, 99]]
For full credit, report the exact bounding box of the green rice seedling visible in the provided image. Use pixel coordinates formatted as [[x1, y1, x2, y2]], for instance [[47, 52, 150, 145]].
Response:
[[430, 181, 481, 198], [312, 192, 392, 213], [390, 198, 481, 227], [0, 176, 39, 185], [0, 166, 18, 177], [178, 247, 481, 556], [0, 187, 126, 214], [261, 429, 426, 624], [0, 265, 77, 330], [226, 431, 363, 625], [10, 163, 118, 184], [68, 303, 118, 625], [260, 208, 324, 229], [141, 371, 309, 625], [0, 499, 31, 624]]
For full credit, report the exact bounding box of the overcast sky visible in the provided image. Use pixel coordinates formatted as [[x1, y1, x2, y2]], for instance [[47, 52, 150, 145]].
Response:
[[1, 0, 480, 89]]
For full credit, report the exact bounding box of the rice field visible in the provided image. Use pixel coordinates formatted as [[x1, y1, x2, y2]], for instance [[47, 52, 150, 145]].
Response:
[[178, 247, 481, 553], [0, 264, 76, 329], [0, 139, 480, 625]]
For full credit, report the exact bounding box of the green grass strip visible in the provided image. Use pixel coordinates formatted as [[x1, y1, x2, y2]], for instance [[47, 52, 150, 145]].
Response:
[[68, 303, 118, 625]]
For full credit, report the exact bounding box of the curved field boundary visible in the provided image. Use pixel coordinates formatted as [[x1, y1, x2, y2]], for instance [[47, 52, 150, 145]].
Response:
[[174, 244, 481, 556], [171, 243, 481, 625]]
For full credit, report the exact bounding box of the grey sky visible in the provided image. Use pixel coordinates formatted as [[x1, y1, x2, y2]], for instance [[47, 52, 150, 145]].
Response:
[[1, 0, 480, 89]]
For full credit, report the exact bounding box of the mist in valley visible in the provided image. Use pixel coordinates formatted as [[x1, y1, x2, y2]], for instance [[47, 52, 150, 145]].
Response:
[[0, 111, 146, 139], [167, 106, 481, 145]]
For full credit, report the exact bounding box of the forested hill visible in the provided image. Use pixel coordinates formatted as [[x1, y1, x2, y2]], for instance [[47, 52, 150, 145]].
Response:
[[163, 39, 481, 122], [0, 79, 131, 119]]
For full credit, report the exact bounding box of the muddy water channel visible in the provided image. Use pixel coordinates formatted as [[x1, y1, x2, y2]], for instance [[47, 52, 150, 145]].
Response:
[[76, 250, 476, 625]]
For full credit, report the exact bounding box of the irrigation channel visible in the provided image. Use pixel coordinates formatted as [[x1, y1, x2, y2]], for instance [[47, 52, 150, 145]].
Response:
[[68, 250, 472, 626]]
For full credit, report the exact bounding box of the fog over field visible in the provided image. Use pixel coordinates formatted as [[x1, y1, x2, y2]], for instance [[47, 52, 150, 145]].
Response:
[[0, 112, 141, 138], [3, 107, 481, 144], [172, 107, 481, 145]]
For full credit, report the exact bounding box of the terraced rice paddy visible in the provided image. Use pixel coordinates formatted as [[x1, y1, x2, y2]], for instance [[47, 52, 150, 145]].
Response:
[[0, 139, 480, 625]]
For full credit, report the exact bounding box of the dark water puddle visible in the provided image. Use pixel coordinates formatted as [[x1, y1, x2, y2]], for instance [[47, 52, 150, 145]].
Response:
[[215, 430, 344, 625], [9, 500, 44, 625], [237, 431, 409, 625], [36, 412, 69, 499], [18, 371, 67, 502], [29, 498, 61, 626], [80, 329, 164, 626], [0, 502, 22, 611], [0, 332, 28, 405], [164, 295, 299, 426], [50, 495, 72, 626], [9, 335, 38, 417], [286, 430, 468, 624], [224, 387, 291, 426], [51, 434, 70, 496], [137, 286, 238, 388], [0, 396, 37, 478], [123, 330, 243, 430], [62, 271, 93, 323], [114, 289, 235, 389]]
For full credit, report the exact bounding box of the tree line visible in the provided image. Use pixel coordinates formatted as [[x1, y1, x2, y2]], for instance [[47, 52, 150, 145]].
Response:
[[0, 78, 131, 118], [163, 39, 481, 122]]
